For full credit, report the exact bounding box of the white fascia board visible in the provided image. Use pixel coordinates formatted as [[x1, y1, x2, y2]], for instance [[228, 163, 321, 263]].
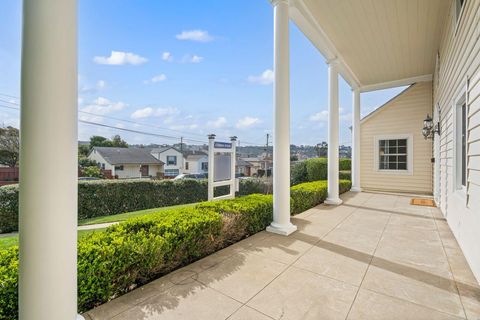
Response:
[[289, 0, 361, 90], [360, 74, 432, 92]]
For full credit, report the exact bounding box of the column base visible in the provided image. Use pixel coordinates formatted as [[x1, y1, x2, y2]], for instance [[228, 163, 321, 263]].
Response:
[[325, 198, 343, 205], [266, 222, 297, 236], [350, 186, 362, 192]]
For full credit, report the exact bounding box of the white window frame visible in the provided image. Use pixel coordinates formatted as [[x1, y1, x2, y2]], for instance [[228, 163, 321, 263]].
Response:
[[373, 134, 414, 175], [453, 87, 467, 196], [166, 155, 177, 166]]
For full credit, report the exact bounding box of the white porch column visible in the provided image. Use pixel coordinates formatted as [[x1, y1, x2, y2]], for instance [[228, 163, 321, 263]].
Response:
[[267, 0, 297, 236], [20, 1, 79, 319], [325, 62, 343, 205], [351, 88, 362, 192]]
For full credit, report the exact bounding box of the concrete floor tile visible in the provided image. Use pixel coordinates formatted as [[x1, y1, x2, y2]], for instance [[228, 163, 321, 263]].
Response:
[[244, 233, 314, 264], [362, 261, 465, 317], [196, 251, 288, 303], [248, 266, 358, 320], [86, 298, 132, 320], [457, 282, 480, 320], [347, 289, 465, 320], [228, 306, 273, 320], [112, 280, 240, 320], [293, 240, 370, 286]]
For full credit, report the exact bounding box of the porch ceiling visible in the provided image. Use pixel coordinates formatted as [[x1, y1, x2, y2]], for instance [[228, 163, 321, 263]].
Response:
[[290, 0, 451, 91]]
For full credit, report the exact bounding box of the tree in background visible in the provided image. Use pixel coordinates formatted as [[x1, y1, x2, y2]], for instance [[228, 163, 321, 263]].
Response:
[[315, 141, 328, 157], [89, 135, 128, 148], [0, 126, 19, 167]]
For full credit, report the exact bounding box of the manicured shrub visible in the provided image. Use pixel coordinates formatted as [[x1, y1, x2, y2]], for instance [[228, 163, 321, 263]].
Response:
[[0, 247, 18, 320], [0, 179, 351, 318], [290, 161, 308, 185], [0, 179, 270, 233], [197, 194, 273, 238], [290, 179, 351, 214], [291, 158, 352, 185], [339, 170, 351, 180], [0, 186, 18, 233], [77, 207, 222, 311]]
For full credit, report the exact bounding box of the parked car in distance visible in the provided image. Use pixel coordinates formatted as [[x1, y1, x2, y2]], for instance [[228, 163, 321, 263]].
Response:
[[173, 173, 207, 180]]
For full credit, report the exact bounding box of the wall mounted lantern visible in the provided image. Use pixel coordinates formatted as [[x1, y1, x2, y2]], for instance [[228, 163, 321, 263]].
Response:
[[422, 114, 440, 139]]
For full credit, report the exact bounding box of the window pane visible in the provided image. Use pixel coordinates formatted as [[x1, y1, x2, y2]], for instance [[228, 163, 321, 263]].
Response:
[[398, 155, 407, 162], [398, 139, 407, 146], [398, 163, 407, 170], [388, 162, 397, 170], [462, 103, 467, 186], [388, 146, 397, 154], [398, 146, 407, 154]]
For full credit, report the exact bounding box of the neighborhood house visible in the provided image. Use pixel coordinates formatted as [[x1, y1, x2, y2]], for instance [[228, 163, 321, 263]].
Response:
[[88, 147, 164, 179]]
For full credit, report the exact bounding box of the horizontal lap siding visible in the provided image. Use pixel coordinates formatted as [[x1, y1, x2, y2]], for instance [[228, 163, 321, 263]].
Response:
[[435, 0, 480, 282], [360, 82, 433, 194]]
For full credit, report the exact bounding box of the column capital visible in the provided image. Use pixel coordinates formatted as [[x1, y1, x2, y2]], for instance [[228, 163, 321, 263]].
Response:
[[271, 0, 289, 6]]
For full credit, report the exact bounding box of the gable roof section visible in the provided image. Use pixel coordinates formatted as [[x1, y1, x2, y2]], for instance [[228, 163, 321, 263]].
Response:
[[92, 147, 164, 165], [150, 146, 182, 154], [360, 84, 416, 125]]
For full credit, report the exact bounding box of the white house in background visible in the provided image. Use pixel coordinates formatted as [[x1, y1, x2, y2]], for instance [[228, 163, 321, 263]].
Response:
[[150, 146, 184, 178], [360, 82, 433, 195], [183, 150, 208, 174], [88, 147, 164, 179]]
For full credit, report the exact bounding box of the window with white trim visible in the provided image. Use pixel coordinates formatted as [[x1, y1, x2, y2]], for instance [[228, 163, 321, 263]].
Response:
[[166, 155, 177, 166], [456, 100, 467, 189], [378, 139, 408, 170]]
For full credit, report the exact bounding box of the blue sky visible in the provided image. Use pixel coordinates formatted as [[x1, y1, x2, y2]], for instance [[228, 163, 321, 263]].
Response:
[[0, 1, 405, 146]]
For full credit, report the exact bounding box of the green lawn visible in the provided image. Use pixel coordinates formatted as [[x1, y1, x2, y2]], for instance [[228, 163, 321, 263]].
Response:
[[78, 202, 197, 225], [0, 228, 106, 250], [0, 202, 199, 250]]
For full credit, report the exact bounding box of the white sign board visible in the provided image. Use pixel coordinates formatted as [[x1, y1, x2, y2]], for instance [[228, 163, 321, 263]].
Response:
[[208, 134, 237, 201]]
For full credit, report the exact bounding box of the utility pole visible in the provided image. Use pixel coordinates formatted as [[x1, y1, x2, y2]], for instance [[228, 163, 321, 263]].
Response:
[[265, 133, 270, 174]]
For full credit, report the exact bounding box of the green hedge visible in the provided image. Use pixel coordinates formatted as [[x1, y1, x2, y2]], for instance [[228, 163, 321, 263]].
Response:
[[291, 179, 351, 214], [291, 158, 351, 185], [0, 179, 269, 233], [0, 179, 350, 318]]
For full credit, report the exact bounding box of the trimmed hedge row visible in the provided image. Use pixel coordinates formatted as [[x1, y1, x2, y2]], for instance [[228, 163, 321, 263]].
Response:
[[0, 179, 269, 233], [291, 180, 351, 214], [0, 179, 350, 319], [291, 158, 351, 185]]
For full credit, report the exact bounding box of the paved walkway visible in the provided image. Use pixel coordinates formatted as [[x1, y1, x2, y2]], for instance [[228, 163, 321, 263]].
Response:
[[83, 192, 480, 320]]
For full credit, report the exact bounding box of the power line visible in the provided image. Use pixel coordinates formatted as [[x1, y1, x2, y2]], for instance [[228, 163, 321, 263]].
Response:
[[0, 94, 265, 145]]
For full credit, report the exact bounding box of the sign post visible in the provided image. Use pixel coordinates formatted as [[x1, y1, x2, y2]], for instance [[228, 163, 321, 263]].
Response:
[[208, 134, 237, 201]]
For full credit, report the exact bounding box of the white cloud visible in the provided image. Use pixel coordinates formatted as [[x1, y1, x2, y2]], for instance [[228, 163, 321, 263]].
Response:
[[309, 108, 352, 122], [207, 117, 227, 128], [130, 106, 179, 119], [162, 51, 173, 62], [93, 51, 147, 65], [176, 30, 214, 42], [190, 55, 204, 63], [143, 74, 167, 84], [180, 54, 204, 64], [309, 110, 329, 122], [247, 69, 274, 85], [236, 116, 261, 128], [96, 80, 107, 89], [81, 97, 127, 117]]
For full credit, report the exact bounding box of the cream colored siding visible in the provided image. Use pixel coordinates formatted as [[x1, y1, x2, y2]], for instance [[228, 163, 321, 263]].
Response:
[[360, 81, 433, 194], [87, 149, 114, 171], [114, 164, 162, 179], [434, 0, 480, 282]]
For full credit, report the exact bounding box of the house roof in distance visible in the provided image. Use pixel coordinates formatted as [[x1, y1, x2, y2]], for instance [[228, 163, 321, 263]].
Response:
[[183, 150, 207, 160], [150, 146, 182, 154], [92, 147, 164, 165]]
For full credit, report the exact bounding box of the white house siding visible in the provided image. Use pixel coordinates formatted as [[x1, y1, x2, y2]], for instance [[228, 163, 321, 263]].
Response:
[[151, 148, 183, 177], [184, 156, 208, 174], [360, 82, 433, 194], [434, 0, 480, 282], [114, 164, 162, 179], [87, 149, 114, 171]]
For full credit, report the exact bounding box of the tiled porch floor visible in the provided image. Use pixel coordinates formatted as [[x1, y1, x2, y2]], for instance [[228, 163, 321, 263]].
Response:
[[84, 192, 480, 320]]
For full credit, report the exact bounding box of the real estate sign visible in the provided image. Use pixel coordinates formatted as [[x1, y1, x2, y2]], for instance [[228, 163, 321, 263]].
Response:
[[208, 134, 237, 201]]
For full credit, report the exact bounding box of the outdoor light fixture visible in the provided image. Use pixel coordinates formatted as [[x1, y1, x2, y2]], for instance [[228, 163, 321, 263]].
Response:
[[422, 114, 440, 139]]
